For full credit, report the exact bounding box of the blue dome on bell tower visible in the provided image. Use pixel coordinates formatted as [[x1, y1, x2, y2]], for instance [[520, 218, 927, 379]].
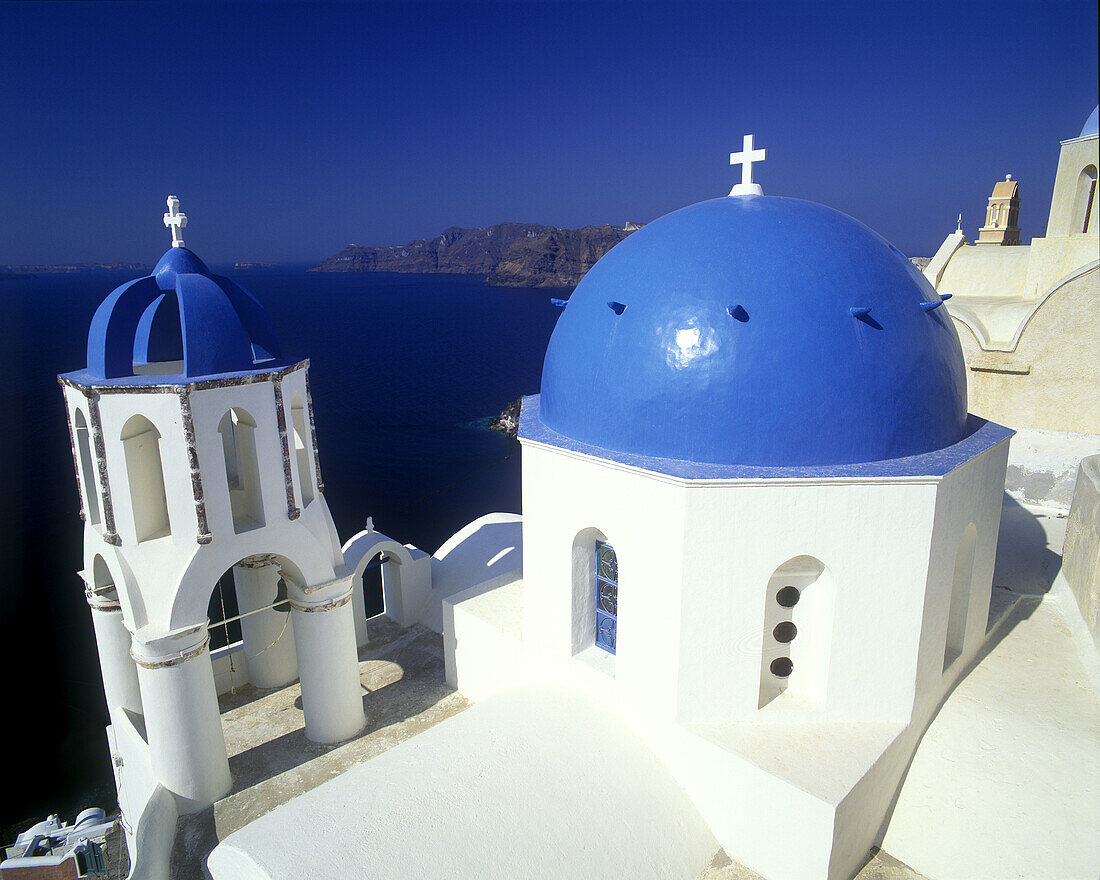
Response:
[[79, 197, 288, 383]]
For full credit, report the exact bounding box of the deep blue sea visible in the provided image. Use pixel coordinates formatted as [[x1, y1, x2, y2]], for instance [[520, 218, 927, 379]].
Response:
[[0, 267, 565, 837]]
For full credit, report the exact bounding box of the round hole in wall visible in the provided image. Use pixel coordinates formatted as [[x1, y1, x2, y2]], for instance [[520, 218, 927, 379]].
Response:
[[776, 586, 800, 608], [773, 621, 797, 643], [770, 657, 793, 678]]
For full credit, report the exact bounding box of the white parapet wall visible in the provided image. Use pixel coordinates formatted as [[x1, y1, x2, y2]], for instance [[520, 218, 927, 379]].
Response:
[[1064, 455, 1100, 649], [342, 529, 434, 640], [1004, 428, 1100, 511]]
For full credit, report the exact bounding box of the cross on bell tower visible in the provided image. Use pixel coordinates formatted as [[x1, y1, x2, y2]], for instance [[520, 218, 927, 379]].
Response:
[[163, 195, 188, 248], [729, 134, 766, 197]]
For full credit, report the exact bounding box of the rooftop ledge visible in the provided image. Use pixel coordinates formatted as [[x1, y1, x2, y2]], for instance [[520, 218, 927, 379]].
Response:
[[518, 394, 1014, 482], [58, 357, 308, 392]]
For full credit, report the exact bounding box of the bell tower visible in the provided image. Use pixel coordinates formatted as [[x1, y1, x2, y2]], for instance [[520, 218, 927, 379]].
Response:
[[59, 198, 365, 860], [976, 174, 1022, 245]]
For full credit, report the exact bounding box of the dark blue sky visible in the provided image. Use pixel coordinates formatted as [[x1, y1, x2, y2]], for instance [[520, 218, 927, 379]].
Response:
[[1, 1, 1096, 264]]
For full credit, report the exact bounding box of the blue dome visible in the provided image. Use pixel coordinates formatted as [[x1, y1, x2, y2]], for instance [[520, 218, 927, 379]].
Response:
[[1080, 105, 1099, 139], [539, 196, 968, 467], [85, 247, 283, 381]]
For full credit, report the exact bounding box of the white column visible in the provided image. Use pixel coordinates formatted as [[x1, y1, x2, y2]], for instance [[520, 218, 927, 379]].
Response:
[[88, 591, 143, 723], [350, 569, 368, 648], [132, 626, 232, 814], [291, 587, 365, 743], [233, 556, 298, 689]]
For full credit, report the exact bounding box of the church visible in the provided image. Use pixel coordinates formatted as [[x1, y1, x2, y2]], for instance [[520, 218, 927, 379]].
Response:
[[926, 106, 1098, 469], [57, 131, 1096, 880]]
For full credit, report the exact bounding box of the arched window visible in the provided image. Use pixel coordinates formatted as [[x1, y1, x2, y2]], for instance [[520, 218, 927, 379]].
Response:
[[758, 555, 832, 709], [1075, 165, 1097, 233], [291, 393, 314, 507], [120, 415, 171, 542], [75, 410, 101, 526], [594, 540, 618, 654], [943, 524, 977, 671], [570, 527, 617, 669], [218, 408, 265, 533]]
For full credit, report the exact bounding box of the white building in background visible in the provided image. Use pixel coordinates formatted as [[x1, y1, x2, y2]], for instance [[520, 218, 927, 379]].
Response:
[[924, 106, 1099, 480]]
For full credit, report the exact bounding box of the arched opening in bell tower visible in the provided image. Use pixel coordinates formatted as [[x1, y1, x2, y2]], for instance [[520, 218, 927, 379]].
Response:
[[120, 415, 171, 542], [218, 407, 265, 533], [205, 555, 300, 693], [74, 409, 101, 527], [291, 393, 314, 507], [92, 555, 117, 600]]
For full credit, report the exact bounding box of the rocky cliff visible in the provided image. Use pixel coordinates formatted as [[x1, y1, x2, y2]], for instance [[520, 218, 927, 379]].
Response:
[[312, 221, 641, 288]]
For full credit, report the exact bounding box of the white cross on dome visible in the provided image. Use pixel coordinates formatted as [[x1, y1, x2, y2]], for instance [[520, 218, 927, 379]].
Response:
[[164, 195, 188, 248], [729, 134, 766, 196]]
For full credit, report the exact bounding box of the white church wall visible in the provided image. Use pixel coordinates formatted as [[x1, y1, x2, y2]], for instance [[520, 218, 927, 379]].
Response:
[[914, 437, 1010, 705], [935, 244, 1031, 299], [429, 512, 523, 634], [952, 267, 1100, 435], [1022, 237, 1100, 300], [821, 440, 1009, 880], [517, 441, 982, 726], [1063, 455, 1100, 650], [1044, 133, 1100, 238], [442, 558, 909, 880], [520, 442, 688, 719], [677, 479, 938, 724], [444, 579, 529, 701]]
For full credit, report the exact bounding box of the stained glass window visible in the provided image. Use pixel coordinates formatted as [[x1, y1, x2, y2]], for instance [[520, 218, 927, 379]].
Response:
[[595, 540, 618, 654]]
